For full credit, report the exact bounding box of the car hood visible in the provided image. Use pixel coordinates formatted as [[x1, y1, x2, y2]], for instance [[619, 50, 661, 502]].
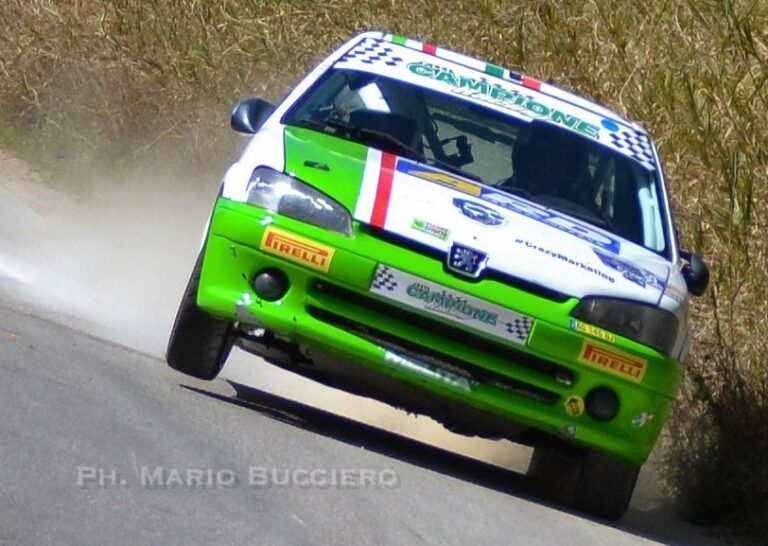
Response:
[[283, 127, 673, 305]]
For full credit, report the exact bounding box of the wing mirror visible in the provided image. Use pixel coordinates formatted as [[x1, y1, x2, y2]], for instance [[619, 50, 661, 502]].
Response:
[[680, 250, 709, 297], [231, 98, 275, 134]]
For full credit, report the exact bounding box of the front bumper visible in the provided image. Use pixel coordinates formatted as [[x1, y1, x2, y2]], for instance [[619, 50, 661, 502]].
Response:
[[197, 198, 680, 466]]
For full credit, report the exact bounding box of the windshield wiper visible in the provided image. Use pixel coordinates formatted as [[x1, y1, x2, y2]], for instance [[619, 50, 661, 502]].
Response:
[[560, 208, 608, 229], [292, 118, 416, 157], [348, 126, 423, 161], [529, 194, 609, 229], [350, 127, 481, 182], [294, 118, 352, 135]]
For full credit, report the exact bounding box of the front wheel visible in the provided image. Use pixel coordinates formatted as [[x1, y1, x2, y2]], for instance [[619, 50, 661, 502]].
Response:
[[528, 446, 639, 520], [166, 252, 233, 380], [572, 450, 640, 520]]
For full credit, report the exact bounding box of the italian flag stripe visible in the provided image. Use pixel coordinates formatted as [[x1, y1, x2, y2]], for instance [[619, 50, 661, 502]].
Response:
[[386, 34, 538, 88], [485, 63, 505, 78], [370, 152, 397, 228], [522, 76, 542, 90]]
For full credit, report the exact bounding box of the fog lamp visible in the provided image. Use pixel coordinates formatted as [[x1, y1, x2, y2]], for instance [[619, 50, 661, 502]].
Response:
[[253, 268, 289, 301], [585, 387, 619, 422]]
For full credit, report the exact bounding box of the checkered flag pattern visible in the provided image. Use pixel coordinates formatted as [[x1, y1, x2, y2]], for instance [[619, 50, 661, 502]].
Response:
[[341, 38, 404, 67], [371, 265, 399, 291], [607, 130, 655, 169], [505, 317, 533, 342]]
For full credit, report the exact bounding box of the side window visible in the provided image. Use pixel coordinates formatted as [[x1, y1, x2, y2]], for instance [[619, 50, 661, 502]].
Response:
[[334, 82, 391, 118], [635, 166, 666, 251], [287, 71, 352, 121]]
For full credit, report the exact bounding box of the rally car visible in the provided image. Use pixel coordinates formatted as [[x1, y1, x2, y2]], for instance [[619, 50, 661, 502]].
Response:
[[166, 31, 709, 519]]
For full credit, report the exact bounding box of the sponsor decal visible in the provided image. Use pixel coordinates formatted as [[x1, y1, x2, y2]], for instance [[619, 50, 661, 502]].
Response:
[[632, 411, 654, 429], [447, 243, 488, 278], [407, 61, 601, 139], [569, 319, 617, 344], [397, 158, 482, 196], [406, 283, 498, 325], [341, 37, 405, 67], [452, 198, 506, 227], [605, 130, 656, 170], [384, 350, 474, 391], [592, 247, 665, 291], [514, 239, 615, 283], [577, 341, 647, 383], [564, 395, 585, 417], [355, 128, 623, 257], [260, 227, 335, 273], [411, 217, 450, 240], [483, 189, 621, 253], [370, 264, 533, 344]]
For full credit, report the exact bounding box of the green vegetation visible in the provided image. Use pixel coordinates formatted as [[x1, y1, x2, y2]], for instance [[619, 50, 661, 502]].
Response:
[[1, 0, 766, 537]]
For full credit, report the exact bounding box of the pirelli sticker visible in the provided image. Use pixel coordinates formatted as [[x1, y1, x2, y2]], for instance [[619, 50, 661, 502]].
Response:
[[577, 341, 647, 383], [260, 227, 335, 273]]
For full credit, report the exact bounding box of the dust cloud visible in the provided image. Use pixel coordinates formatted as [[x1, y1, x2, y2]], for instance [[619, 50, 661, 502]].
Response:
[[0, 151, 212, 355], [0, 149, 531, 471]]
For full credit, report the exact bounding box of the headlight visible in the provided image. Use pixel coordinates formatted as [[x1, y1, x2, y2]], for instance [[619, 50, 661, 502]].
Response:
[[245, 167, 352, 235], [571, 297, 679, 356]]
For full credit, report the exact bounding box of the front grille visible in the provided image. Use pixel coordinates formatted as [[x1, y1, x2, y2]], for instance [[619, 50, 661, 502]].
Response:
[[308, 306, 559, 404], [309, 279, 574, 397]]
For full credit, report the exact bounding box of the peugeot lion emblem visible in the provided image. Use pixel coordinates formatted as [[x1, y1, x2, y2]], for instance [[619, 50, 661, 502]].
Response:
[[447, 243, 488, 279]]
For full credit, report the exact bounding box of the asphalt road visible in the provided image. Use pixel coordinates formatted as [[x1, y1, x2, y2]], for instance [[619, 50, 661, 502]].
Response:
[[0, 152, 732, 545], [0, 294, 735, 546]]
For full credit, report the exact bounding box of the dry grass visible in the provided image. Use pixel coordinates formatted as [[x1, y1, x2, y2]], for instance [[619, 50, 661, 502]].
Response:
[[1, 0, 767, 537]]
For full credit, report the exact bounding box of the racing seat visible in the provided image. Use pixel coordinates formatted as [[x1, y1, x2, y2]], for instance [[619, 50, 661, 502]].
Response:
[[504, 121, 598, 219]]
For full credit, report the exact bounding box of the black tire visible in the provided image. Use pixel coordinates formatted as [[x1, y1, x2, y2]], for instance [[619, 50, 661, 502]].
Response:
[[166, 251, 233, 380], [527, 445, 582, 502], [572, 450, 640, 520]]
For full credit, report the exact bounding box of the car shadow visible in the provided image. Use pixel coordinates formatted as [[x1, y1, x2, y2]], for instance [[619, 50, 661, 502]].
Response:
[[180, 380, 715, 546], [180, 381, 562, 502]]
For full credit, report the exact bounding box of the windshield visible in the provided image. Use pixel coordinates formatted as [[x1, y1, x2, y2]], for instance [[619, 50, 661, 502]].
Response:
[[283, 68, 668, 254]]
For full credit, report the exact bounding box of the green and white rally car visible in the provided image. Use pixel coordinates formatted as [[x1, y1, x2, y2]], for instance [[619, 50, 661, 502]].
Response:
[[167, 31, 709, 519]]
